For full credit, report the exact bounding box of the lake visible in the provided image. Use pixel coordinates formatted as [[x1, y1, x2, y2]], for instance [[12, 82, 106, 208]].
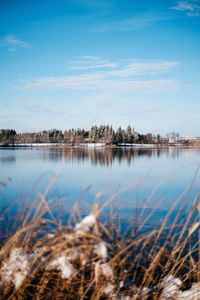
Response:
[[1, 146, 200, 226]]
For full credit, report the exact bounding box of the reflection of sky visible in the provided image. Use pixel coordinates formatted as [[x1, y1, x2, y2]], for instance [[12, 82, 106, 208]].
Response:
[[0, 148, 200, 215]]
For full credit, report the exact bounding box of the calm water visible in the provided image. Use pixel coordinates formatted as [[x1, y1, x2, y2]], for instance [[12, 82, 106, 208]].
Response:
[[1, 147, 200, 223]]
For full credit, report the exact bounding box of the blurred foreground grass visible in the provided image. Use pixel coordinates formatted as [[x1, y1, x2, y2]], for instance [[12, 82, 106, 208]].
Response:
[[1, 177, 200, 299]]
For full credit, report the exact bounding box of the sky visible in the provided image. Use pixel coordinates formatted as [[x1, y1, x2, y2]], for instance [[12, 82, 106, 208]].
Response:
[[0, 0, 200, 136]]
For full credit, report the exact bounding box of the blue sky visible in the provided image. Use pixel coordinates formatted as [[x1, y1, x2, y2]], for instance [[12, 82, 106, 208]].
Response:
[[0, 0, 200, 136]]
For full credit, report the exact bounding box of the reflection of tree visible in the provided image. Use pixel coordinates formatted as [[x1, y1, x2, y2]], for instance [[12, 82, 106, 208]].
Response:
[[0, 156, 16, 164], [61, 147, 200, 166], [2, 147, 198, 166], [40, 148, 64, 161], [62, 148, 156, 166]]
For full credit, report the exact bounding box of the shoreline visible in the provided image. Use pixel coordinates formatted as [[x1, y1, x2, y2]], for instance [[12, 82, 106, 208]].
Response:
[[1, 143, 200, 149]]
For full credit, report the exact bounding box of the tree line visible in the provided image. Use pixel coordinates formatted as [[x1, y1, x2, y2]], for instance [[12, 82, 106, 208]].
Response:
[[0, 126, 154, 145]]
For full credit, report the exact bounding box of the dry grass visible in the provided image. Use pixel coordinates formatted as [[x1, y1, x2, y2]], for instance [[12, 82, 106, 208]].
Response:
[[1, 179, 200, 299]]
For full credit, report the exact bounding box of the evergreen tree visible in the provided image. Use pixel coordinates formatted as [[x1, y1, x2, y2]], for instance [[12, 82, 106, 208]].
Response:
[[89, 125, 98, 143], [156, 134, 161, 144], [0, 129, 17, 145], [116, 127, 123, 144], [126, 125, 133, 143]]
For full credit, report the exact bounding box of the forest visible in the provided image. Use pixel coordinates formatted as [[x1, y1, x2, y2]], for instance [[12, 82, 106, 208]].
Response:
[[0, 125, 154, 145]]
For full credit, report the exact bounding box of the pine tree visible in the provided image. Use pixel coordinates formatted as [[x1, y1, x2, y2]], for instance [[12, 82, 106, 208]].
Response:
[[126, 125, 133, 143], [116, 127, 123, 144], [156, 134, 161, 144], [89, 125, 98, 143]]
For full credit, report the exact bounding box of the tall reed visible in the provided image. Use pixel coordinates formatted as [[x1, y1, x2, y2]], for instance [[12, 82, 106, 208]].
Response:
[[1, 178, 200, 299]]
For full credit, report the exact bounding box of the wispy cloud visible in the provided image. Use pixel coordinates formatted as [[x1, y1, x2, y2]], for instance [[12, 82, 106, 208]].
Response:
[[170, 0, 200, 16], [17, 58, 180, 94], [102, 61, 180, 77], [0, 34, 32, 51], [70, 63, 118, 70], [93, 11, 171, 33], [79, 56, 101, 60], [69, 57, 179, 73], [17, 76, 179, 93], [119, 13, 171, 31], [69, 56, 119, 70]]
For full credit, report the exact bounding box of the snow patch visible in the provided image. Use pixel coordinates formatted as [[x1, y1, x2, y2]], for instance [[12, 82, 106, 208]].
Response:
[[94, 242, 107, 259], [161, 275, 182, 299], [99, 263, 113, 278], [75, 214, 96, 234], [0, 248, 29, 289], [175, 282, 200, 299], [48, 254, 74, 279], [47, 233, 55, 239], [104, 284, 115, 295]]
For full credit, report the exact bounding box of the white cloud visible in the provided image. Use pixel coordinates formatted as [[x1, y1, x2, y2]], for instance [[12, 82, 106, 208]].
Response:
[[0, 34, 32, 51], [79, 56, 101, 60], [17, 58, 180, 94], [17, 76, 179, 94], [170, 0, 200, 16], [69, 57, 119, 70], [70, 63, 118, 70], [102, 61, 180, 77], [69, 57, 179, 74]]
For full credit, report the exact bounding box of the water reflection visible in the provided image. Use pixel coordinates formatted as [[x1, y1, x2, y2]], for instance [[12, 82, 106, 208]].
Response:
[[0, 156, 16, 164], [1, 146, 200, 222], [1, 147, 200, 167], [38, 147, 200, 166]]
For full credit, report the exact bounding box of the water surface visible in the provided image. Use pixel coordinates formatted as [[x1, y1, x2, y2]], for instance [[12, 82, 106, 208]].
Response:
[[1, 147, 200, 224]]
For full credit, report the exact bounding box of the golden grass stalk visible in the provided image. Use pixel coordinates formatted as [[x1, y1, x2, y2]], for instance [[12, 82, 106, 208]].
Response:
[[1, 180, 200, 299]]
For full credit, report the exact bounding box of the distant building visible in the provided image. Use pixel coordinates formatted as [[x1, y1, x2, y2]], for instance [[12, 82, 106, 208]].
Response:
[[169, 137, 178, 144], [185, 136, 195, 140]]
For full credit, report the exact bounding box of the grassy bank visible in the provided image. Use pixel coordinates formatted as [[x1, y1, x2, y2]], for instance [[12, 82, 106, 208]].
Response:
[[1, 187, 200, 299]]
